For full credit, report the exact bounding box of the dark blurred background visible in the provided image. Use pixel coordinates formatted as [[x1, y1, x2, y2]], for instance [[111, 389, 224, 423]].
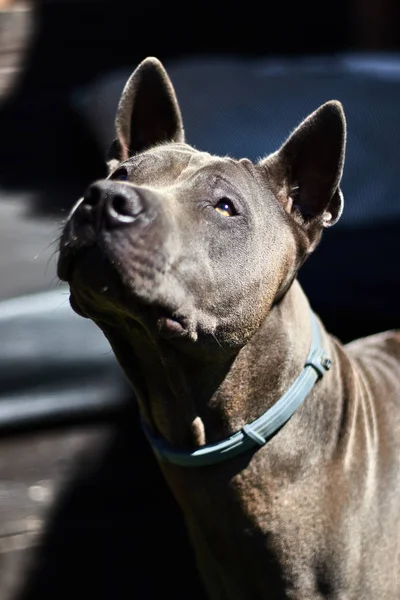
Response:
[[0, 2, 399, 599]]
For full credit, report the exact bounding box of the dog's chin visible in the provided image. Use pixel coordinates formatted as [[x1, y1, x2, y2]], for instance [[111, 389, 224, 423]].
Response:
[[69, 292, 88, 318], [61, 245, 193, 343]]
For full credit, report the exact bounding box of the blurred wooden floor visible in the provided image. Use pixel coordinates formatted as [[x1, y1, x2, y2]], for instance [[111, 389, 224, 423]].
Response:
[[0, 427, 112, 600]]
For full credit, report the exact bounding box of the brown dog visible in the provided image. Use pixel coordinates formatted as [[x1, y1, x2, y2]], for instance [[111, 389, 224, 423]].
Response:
[[58, 57, 400, 599]]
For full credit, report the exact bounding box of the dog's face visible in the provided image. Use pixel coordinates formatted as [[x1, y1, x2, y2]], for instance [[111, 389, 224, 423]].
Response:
[[58, 57, 346, 359]]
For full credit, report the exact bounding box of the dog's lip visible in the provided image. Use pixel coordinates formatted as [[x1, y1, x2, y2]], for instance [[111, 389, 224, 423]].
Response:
[[157, 313, 188, 339]]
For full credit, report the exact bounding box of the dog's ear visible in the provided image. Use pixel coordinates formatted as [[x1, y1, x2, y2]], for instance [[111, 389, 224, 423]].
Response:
[[107, 57, 184, 169], [262, 101, 346, 248]]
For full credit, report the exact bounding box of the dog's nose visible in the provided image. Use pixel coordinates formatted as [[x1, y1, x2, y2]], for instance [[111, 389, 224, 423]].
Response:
[[80, 180, 144, 228]]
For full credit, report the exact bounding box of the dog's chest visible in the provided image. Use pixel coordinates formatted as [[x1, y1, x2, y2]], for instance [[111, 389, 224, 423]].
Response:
[[188, 503, 337, 600], [172, 466, 342, 599]]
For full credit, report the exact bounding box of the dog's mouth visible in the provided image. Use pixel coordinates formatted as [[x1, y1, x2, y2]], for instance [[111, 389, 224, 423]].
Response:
[[156, 312, 188, 339]]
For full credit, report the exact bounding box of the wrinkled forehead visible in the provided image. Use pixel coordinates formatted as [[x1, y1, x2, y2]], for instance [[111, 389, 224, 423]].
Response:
[[119, 143, 259, 191]]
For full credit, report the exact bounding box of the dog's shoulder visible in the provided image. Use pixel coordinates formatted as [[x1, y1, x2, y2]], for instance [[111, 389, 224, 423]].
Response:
[[345, 330, 400, 360], [345, 330, 400, 399]]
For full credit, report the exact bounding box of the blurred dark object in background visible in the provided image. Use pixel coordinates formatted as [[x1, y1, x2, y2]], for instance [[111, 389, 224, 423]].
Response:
[[0, 0, 399, 207], [350, 0, 399, 50]]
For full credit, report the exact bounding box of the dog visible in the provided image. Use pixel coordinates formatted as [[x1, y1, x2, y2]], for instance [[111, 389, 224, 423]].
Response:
[[57, 57, 400, 599]]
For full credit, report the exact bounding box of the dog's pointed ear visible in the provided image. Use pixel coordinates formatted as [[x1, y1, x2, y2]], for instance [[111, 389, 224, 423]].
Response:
[[262, 101, 346, 247], [107, 57, 184, 169]]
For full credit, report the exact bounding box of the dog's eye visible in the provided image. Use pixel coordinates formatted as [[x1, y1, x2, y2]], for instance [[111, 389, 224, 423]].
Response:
[[214, 198, 237, 217], [110, 167, 128, 182]]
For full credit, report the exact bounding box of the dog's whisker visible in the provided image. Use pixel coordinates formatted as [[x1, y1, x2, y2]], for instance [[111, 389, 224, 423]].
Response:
[[44, 245, 63, 277], [34, 235, 62, 263], [211, 331, 228, 354], [48, 275, 62, 288]]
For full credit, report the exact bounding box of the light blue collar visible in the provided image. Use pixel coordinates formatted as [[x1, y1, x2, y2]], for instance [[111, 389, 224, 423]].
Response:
[[142, 311, 331, 468]]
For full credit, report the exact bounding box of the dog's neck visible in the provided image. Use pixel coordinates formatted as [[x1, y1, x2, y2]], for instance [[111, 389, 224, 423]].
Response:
[[106, 279, 343, 458]]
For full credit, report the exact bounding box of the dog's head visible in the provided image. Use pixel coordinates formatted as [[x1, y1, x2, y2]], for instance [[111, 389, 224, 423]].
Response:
[[58, 57, 345, 359]]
